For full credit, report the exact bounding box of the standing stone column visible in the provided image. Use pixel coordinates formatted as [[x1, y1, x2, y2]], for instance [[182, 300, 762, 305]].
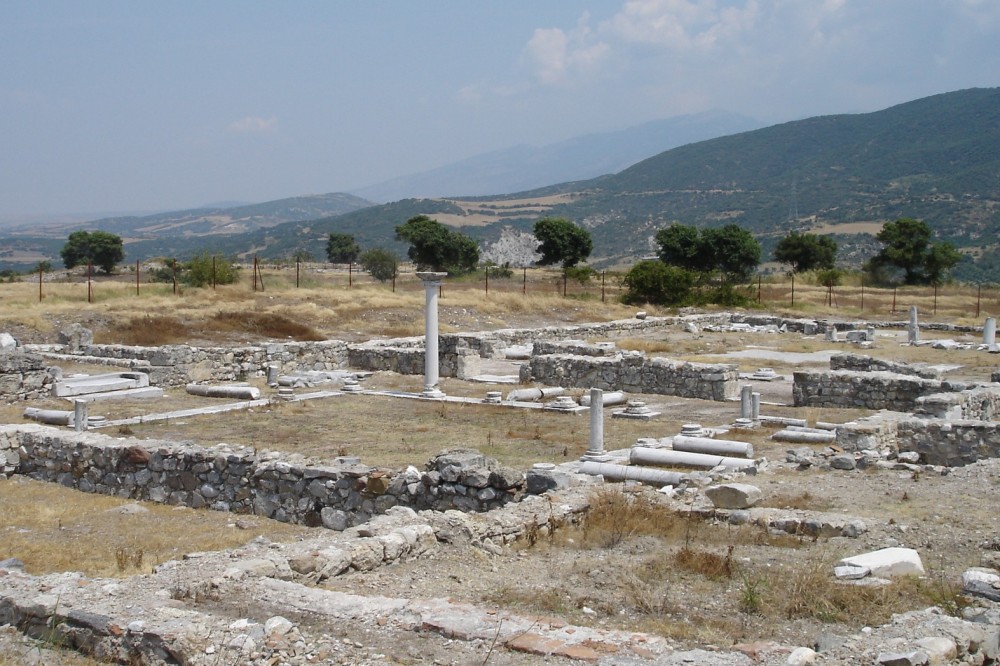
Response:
[[908, 306, 919, 344], [740, 385, 753, 419], [74, 399, 88, 432], [417, 272, 448, 398], [582, 388, 611, 462], [985, 317, 997, 347], [751, 392, 761, 422]]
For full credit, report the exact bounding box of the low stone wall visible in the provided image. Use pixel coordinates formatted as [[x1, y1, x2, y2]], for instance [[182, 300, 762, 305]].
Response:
[[522, 352, 738, 401], [836, 403, 1000, 467], [49, 341, 351, 387], [793, 370, 970, 411], [916, 386, 1000, 420], [347, 336, 481, 379], [0, 425, 524, 529], [0, 352, 58, 402], [830, 353, 942, 379], [897, 419, 1000, 467]]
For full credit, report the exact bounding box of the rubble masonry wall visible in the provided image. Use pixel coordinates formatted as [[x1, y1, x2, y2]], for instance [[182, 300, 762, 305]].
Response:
[[793, 369, 971, 411], [522, 352, 738, 401], [0, 425, 524, 530]]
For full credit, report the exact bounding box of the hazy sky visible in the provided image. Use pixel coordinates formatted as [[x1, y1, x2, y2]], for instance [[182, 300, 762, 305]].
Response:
[[2, 1, 998, 219]]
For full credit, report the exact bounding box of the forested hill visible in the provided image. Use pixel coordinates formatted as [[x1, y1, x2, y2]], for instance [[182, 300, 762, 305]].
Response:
[[252, 87, 1000, 278], [541, 87, 1000, 276]]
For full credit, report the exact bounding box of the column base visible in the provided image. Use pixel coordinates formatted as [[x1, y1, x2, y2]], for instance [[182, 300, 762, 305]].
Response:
[[580, 452, 613, 463], [421, 387, 446, 399]]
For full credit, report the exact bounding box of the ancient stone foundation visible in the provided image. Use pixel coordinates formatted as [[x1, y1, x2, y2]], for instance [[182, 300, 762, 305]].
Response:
[[522, 351, 738, 401], [0, 351, 58, 401], [793, 369, 972, 411], [0, 425, 524, 529]]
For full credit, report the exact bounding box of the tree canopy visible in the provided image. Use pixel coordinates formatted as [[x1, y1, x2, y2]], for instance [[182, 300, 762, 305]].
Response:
[[773, 231, 838, 273], [533, 217, 593, 269], [865, 217, 962, 285], [655, 223, 760, 282], [60, 230, 124, 274], [326, 233, 360, 264], [395, 215, 479, 275], [359, 247, 399, 282]]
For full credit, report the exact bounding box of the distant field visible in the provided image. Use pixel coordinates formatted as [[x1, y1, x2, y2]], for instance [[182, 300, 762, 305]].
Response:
[[431, 194, 579, 227]]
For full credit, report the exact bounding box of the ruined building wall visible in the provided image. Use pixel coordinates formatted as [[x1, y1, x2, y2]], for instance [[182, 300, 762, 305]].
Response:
[[522, 352, 738, 401], [829, 353, 942, 379], [64, 341, 351, 387], [0, 352, 58, 401], [0, 425, 524, 529], [792, 370, 971, 411]]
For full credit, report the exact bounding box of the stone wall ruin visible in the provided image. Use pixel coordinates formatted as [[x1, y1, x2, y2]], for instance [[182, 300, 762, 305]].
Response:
[[0, 425, 525, 530]]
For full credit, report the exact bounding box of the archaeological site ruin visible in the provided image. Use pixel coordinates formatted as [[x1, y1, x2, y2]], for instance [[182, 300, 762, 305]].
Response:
[[4, 289, 1000, 666]]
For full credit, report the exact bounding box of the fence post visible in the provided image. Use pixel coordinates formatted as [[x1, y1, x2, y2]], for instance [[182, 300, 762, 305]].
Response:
[[977, 284, 982, 318], [38, 265, 43, 302], [522, 267, 526, 295], [485, 266, 489, 295], [212, 255, 216, 290], [392, 273, 395, 292], [892, 287, 896, 314], [562, 269, 567, 297], [135, 260, 140, 296], [349, 262, 353, 287], [296, 258, 300, 289], [172, 261, 177, 295], [757, 275, 761, 304], [87, 262, 93, 303], [860, 277, 864, 314], [601, 270, 606, 303]]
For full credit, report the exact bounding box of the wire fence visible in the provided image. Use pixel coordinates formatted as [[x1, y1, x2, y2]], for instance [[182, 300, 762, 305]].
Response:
[[12, 259, 1000, 323]]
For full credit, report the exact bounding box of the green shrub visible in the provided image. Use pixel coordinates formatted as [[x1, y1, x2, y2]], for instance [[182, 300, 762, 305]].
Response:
[[622, 260, 695, 305]]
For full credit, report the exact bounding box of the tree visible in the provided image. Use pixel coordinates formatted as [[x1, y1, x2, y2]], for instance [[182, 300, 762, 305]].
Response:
[[395, 215, 479, 275], [533, 217, 593, 269], [60, 230, 124, 274], [702, 225, 761, 283], [184, 253, 240, 287], [773, 231, 837, 273], [655, 224, 702, 272], [326, 233, 360, 264], [656, 223, 760, 282], [622, 260, 696, 306], [359, 247, 399, 282], [866, 217, 962, 285]]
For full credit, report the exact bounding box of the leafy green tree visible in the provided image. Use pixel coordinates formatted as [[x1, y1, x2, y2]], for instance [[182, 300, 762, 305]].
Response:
[[924, 242, 964, 286], [359, 247, 399, 282], [866, 217, 962, 285], [622, 260, 696, 305], [655, 224, 702, 272], [773, 232, 837, 273], [326, 233, 360, 264], [60, 230, 124, 274], [533, 217, 593, 269], [702, 225, 761, 283], [184, 253, 240, 287], [656, 223, 760, 282], [395, 215, 479, 275]]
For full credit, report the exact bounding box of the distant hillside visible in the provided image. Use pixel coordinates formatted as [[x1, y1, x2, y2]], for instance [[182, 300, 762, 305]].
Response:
[[0, 193, 374, 270], [250, 88, 1000, 279], [5, 89, 1000, 281], [351, 111, 763, 202], [543, 87, 1000, 277]]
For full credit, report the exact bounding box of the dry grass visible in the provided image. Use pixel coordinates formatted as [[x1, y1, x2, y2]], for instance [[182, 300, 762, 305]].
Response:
[[125, 392, 662, 470], [0, 476, 308, 576]]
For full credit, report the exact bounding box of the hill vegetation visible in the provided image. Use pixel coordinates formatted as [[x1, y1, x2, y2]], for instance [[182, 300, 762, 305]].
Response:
[[2, 88, 998, 281]]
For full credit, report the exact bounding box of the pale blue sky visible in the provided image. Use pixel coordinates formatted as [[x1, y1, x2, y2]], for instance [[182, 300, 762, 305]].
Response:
[[2, 1, 998, 219]]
